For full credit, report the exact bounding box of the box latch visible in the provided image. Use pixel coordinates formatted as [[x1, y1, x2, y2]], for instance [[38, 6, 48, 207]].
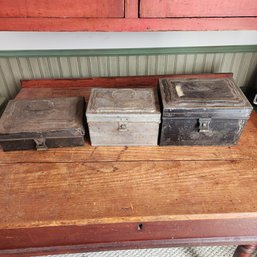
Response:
[[118, 122, 128, 132], [198, 118, 211, 132], [34, 137, 48, 151]]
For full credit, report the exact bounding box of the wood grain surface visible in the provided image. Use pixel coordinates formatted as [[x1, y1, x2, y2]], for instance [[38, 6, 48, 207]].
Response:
[[1, 74, 257, 256], [21, 74, 233, 89], [1, 159, 257, 229], [1, 17, 257, 31], [140, 0, 257, 18], [0, 0, 124, 18]]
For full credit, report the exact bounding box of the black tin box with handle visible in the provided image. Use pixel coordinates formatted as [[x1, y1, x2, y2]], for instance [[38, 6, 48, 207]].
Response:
[[159, 77, 253, 146]]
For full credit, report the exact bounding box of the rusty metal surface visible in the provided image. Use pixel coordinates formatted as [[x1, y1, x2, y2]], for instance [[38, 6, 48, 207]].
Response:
[[159, 77, 253, 146], [0, 97, 85, 151], [159, 78, 253, 113], [88, 88, 157, 113]]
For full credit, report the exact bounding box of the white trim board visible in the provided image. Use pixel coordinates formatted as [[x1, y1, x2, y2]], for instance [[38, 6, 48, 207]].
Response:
[[0, 31, 257, 50]]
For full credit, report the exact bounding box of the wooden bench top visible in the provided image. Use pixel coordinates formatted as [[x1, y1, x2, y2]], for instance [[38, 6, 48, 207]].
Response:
[[1, 74, 257, 256]]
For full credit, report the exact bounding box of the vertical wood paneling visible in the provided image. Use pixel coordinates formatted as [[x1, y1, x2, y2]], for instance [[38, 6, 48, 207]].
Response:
[[107, 56, 118, 77], [128, 56, 137, 76], [175, 54, 186, 74], [0, 52, 257, 99]]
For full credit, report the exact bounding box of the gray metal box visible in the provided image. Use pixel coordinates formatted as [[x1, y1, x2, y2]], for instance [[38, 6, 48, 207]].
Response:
[[86, 88, 161, 146], [159, 77, 253, 146]]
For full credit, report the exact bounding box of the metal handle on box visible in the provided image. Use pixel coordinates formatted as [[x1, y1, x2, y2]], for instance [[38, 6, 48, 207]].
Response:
[[198, 118, 211, 132], [118, 122, 128, 132]]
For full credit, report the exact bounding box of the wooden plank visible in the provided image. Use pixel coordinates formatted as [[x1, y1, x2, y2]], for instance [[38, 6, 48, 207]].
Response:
[[1, 221, 257, 256], [125, 0, 138, 18], [1, 160, 257, 229], [140, 0, 257, 18], [21, 74, 233, 88], [1, 158, 257, 255], [0, 17, 257, 31], [0, 0, 124, 18]]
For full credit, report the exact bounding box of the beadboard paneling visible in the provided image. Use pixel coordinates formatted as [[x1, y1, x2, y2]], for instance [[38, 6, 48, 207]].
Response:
[[0, 51, 257, 99]]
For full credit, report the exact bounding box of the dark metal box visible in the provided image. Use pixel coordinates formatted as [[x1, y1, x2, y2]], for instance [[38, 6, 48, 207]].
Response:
[[159, 77, 253, 146], [0, 97, 85, 151]]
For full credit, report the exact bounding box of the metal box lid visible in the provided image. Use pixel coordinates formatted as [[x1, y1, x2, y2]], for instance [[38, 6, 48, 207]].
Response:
[[86, 88, 161, 122], [0, 97, 85, 140], [159, 78, 253, 119]]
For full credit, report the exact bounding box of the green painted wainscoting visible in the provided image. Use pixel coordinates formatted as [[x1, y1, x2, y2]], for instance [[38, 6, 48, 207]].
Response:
[[0, 45, 257, 100]]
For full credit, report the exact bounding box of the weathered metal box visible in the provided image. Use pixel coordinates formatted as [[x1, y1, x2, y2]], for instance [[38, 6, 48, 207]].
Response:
[[0, 97, 85, 151], [159, 77, 253, 146], [86, 88, 161, 146]]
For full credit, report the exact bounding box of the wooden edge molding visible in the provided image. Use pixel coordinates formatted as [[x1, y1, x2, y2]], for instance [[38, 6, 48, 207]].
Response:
[[2, 237, 257, 257], [0, 45, 257, 58], [0, 17, 257, 32], [1, 219, 257, 256], [21, 73, 233, 88]]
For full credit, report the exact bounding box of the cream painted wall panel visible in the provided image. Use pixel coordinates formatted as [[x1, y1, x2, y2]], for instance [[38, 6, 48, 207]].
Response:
[[26, 57, 43, 78], [136, 56, 147, 76], [107, 56, 118, 77], [238, 53, 253, 87], [156, 55, 166, 75], [88, 57, 99, 77], [147, 56, 157, 76], [233, 53, 245, 86], [165, 55, 176, 74], [0, 65, 12, 98], [117, 56, 127, 77], [77, 57, 91, 77], [0, 58, 19, 96], [66, 57, 80, 78], [128, 56, 137, 76], [0, 52, 257, 99], [184, 55, 195, 74], [212, 54, 224, 73], [203, 54, 215, 73], [245, 53, 257, 87]]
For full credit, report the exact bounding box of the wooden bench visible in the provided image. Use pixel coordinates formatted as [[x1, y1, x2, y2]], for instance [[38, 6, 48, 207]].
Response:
[[0, 74, 257, 257]]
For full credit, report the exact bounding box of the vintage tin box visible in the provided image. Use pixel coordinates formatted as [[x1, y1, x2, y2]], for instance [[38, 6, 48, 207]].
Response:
[[86, 88, 161, 146], [159, 77, 253, 146], [0, 97, 85, 151]]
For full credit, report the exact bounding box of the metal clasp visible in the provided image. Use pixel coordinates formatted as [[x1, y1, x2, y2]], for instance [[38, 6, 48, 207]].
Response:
[[118, 122, 128, 132], [198, 118, 211, 132], [34, 137, 48, 151]]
